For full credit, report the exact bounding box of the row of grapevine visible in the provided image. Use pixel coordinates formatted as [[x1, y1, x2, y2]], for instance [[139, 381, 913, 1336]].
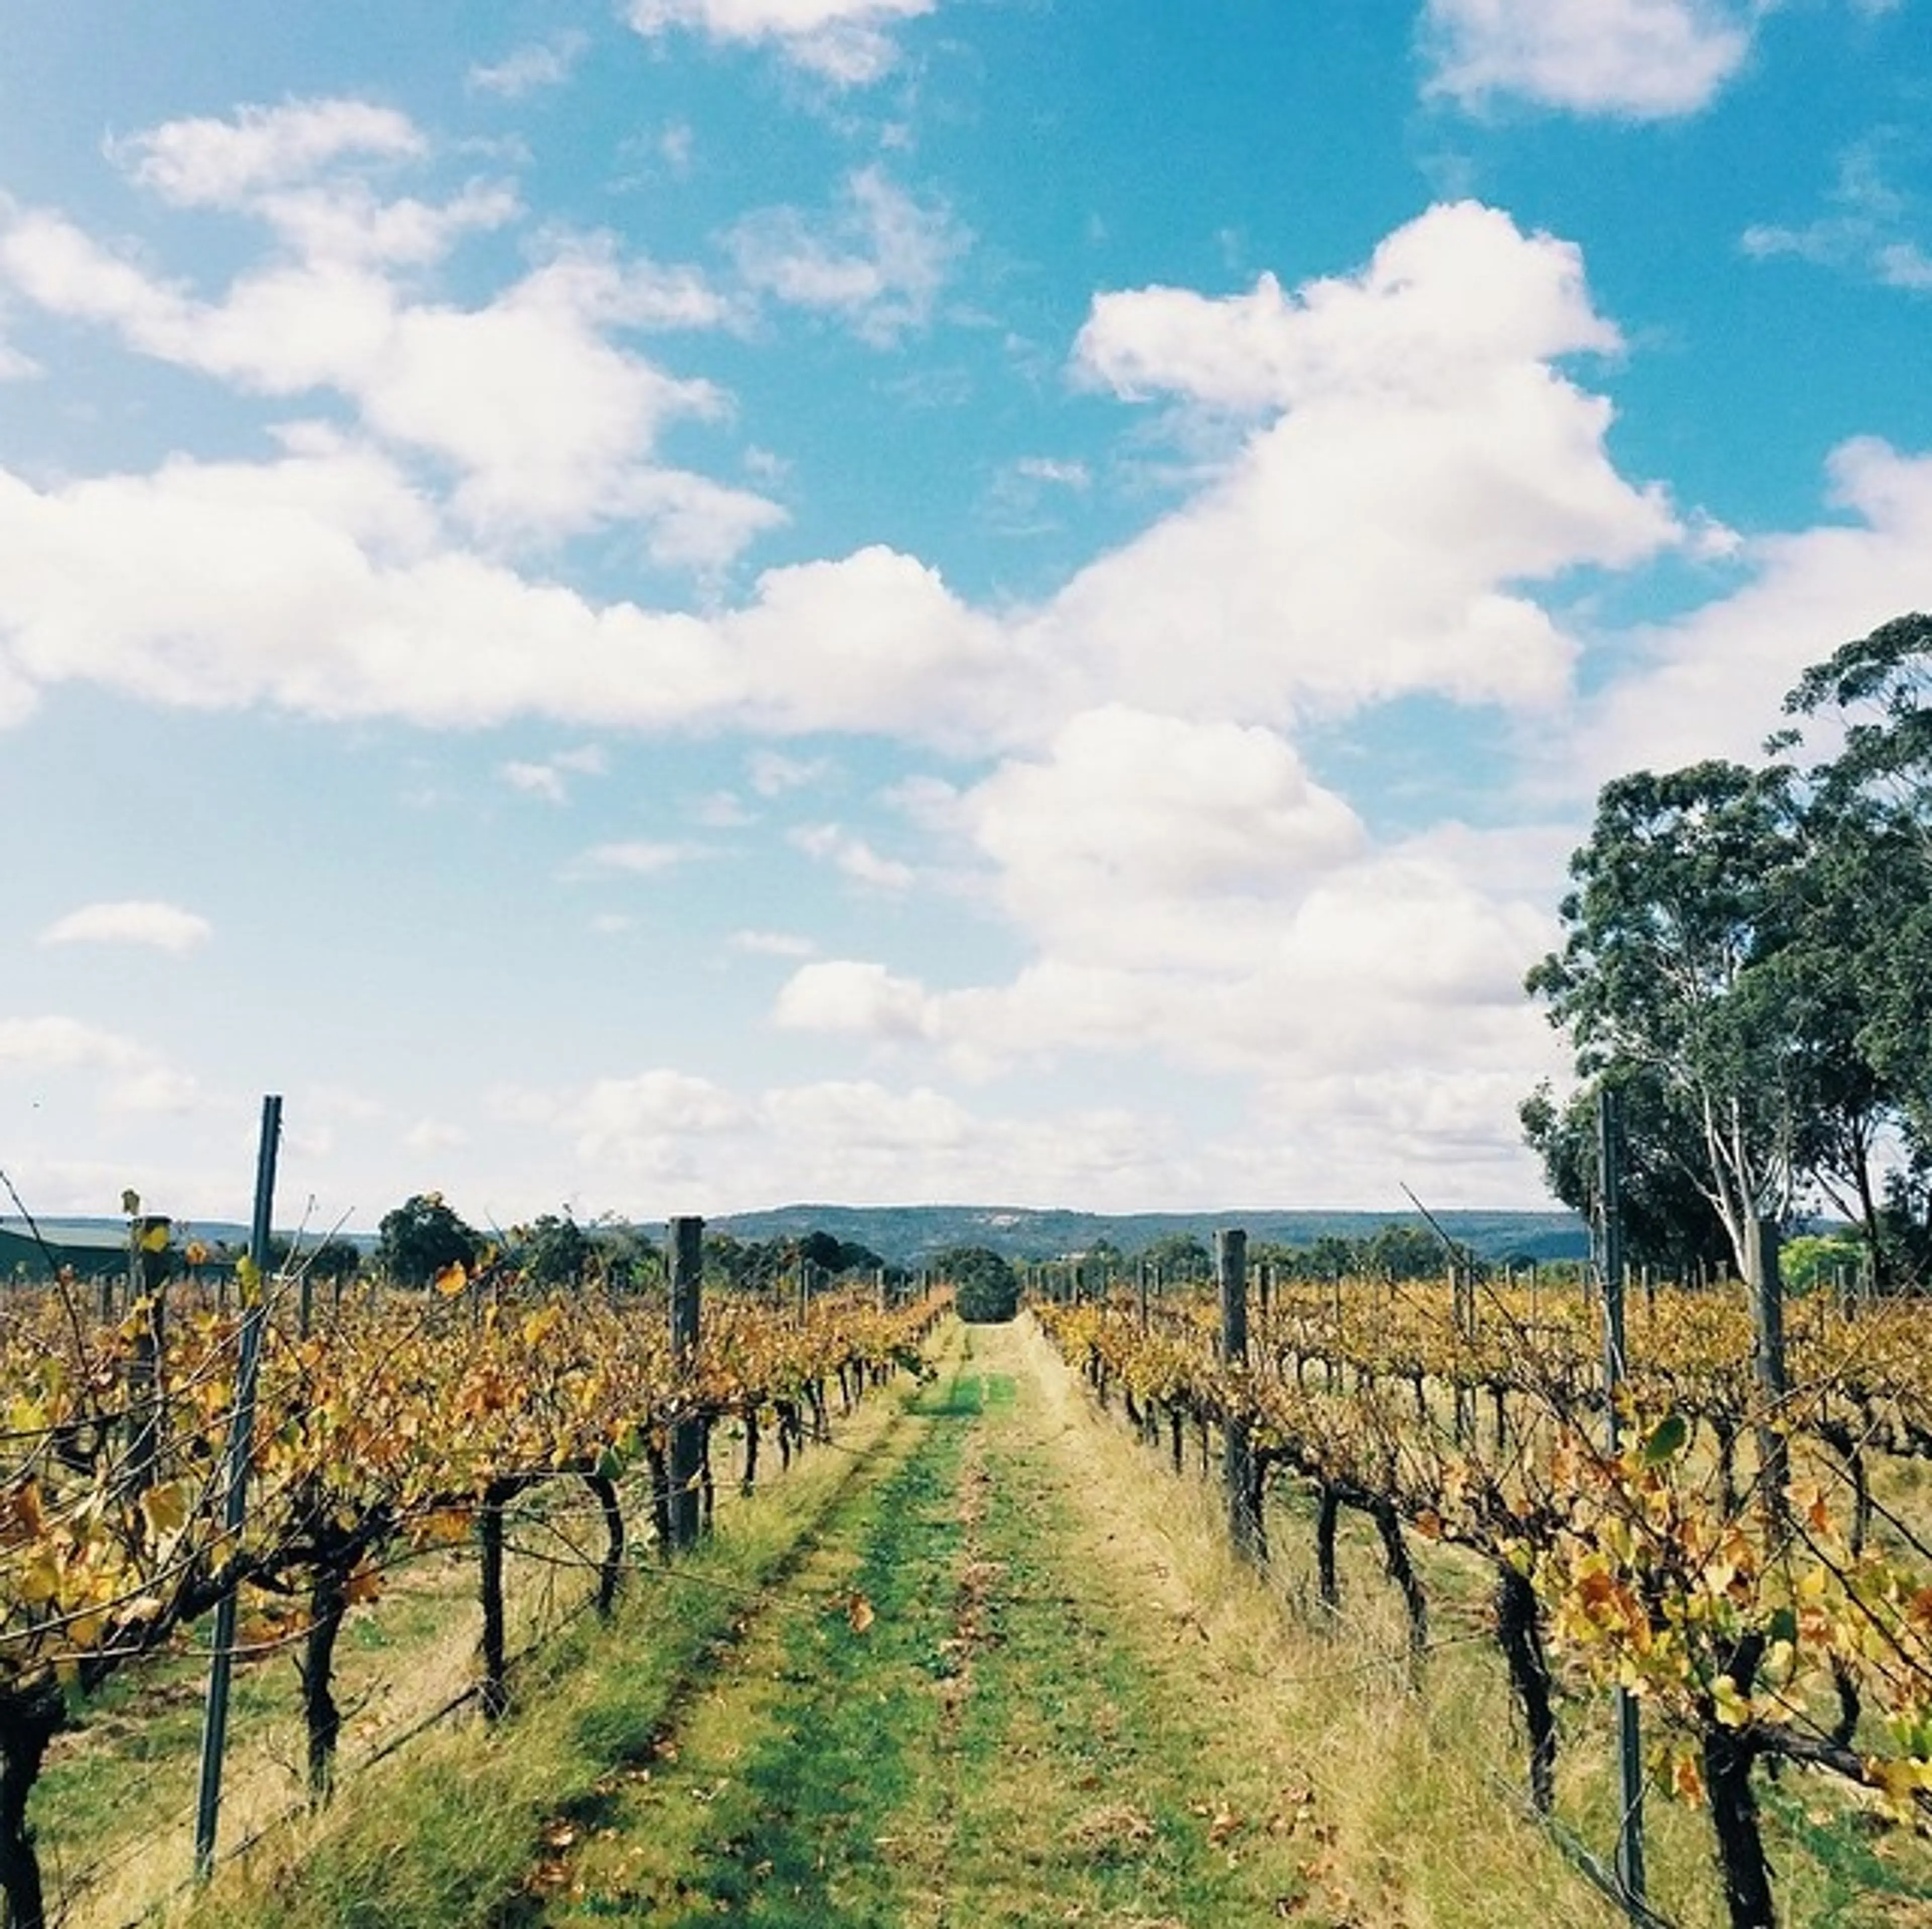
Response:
[[0, 1223, 949, 1929], [1037, 1252, 1932, 1929]]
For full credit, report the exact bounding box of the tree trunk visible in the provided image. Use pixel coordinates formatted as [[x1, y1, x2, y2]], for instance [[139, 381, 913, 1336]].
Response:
[[1703, 1637, 1775, 1929], [1315, 1484, 1340, 1616], [301, 1563, 349, 1798], [587, 1471, 624, 1617], [1494, 1564, 1557, 1814], [0, 1683, 66, 1929], [1372, 1501, 1428, 1674]]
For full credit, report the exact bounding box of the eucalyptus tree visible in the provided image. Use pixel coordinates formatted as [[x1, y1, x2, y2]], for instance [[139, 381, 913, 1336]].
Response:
[[1783, 612, 1932, 1147], [1528, 614, 1932, 1292], [1526, 761, 1805, 1285], [1519, 1070, 1733, 1280]]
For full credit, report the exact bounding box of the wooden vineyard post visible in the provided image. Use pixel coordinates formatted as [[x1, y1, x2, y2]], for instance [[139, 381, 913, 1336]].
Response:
[[194, 1094, 282, 1879], [1744, 1217, 1789, 1530], [1137, 1259, 1150, 1334], [124, 1213, 173, 1498], [1452, 1261, 1476, 1447], [1596, 1087, 1648, 1916], [667, 1217, 704, 1553], [1217, 1230, 1262, 1566], [1331, 1271, 1344, 1388]]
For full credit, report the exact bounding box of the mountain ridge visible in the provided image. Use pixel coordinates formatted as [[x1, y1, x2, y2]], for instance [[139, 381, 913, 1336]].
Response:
[[7, 1205, 1591, 1269], [694, 1203, 1588, 1266]]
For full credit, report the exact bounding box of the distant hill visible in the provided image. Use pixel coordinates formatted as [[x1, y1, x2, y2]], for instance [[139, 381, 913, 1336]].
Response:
[[8, 1206, 1590, 1273], [688, 1204, 1588, 1267]]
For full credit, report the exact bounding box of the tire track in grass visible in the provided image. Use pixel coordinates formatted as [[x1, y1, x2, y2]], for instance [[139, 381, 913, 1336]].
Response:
[[894, 1327, 1325, 1929], [528, 1327, 1334, 1926], [527, 1358, 986, 1926]]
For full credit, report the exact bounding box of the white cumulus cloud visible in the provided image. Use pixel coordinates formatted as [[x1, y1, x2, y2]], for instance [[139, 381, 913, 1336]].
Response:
[[1420, 0, 1755, 119], [1050, 203, 1676, 726], [0, 104, 761, 551], [774, 959, 933, 1036]]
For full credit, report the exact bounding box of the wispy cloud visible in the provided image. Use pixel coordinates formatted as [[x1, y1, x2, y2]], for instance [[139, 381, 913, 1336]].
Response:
[[728, 167, 970, 346], [39, 899, 212, 952], [567, 839, 702, 876], [623, 0, 935, 86], [467, 34, 588, 98], [0, 1014, 199, 1111], [500, 745, 608, 804], [1743, 133, 1932, 290], [108, 98, 428, 208], [789, 822, 915, 890], [730, 928, 819, 957], [749, 750, 832, 796], [1012, 457, 1091, 489]]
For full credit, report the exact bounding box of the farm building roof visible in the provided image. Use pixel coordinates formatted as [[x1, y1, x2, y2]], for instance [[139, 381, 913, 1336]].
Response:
[[0, 1218, 134, 1278]]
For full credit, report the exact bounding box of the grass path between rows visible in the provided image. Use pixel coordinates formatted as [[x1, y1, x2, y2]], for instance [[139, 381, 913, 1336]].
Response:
[[172, 1315, 1931, 1928], [188, 1315, 1648, 1929], [518, 1317, 1600, 1929]]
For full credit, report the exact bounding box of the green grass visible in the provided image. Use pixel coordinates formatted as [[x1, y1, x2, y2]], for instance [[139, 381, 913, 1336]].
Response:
[[533, 1359, 981, 1924], [534, 1332, 1332, 1926], [173, 1357, 940, 1929], [922, 1372, 1322, 1927], [146, 1318, 1932, 1929], [37, 1476, 648, 1929]]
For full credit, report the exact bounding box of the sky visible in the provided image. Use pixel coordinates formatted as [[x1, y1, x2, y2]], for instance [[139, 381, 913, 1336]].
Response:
[[1, 0, 1928, 1234]]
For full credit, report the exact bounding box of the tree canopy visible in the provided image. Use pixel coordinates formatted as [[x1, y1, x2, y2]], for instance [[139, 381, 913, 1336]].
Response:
[[1526, 612, 1932, 1287], [376, 1193, 481, 1291], [1136, 1232, 1212, 1281], [936, 1246, 1020, 1323]]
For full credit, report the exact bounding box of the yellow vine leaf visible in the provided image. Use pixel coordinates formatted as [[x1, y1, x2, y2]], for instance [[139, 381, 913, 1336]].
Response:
[[139, 1479, 192, 1541], [1710, 1675, 1753, 1728], [18, 1547, 63, 1606]]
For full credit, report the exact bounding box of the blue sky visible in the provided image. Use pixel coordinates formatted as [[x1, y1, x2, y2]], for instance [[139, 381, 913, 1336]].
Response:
[[1, 0, 1927, 1232]]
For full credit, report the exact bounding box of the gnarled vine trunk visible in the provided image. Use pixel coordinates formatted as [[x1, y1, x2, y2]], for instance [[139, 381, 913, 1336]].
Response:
[[0, 1681, 66, 1929]]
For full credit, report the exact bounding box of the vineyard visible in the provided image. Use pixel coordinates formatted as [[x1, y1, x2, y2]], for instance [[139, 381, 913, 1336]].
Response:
[[1037, 1246, 1932, 1928], [9, 1199, 1932, 1929], [0, 1210, 948, 1929]]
